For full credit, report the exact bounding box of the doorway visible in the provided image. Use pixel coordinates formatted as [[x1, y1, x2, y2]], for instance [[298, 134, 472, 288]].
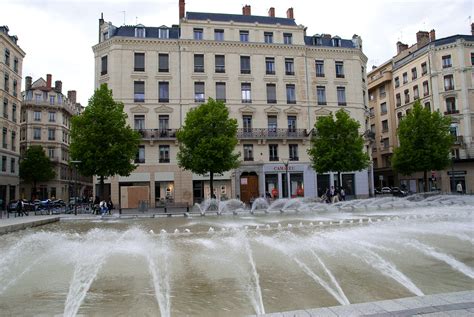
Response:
[[240, 172, 259, 204]]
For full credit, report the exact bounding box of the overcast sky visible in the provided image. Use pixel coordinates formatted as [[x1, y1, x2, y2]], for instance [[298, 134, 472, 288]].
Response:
[[1, 0, 472, 106]]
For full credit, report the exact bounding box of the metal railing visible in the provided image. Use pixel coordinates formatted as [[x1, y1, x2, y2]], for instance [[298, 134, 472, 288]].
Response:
[[136, 129, 178, 140], [237, 128, 308, 139]]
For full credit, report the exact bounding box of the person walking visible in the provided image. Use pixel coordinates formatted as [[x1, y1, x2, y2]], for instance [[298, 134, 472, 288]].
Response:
[[340, 188, 346, 201], [456, 182, 463, 195], [16, 200, 24, 217]]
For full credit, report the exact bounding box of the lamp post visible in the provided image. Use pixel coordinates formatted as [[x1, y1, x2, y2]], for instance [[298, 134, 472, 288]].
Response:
[[282, 159, 290, 199], [450, 154, 455, 194], [71, 160, 82, 215]]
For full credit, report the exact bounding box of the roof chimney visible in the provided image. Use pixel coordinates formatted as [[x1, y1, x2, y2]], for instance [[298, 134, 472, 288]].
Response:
[[46, 74, 52, 89], [54, 80, 62, 93], [68, 90, 77, 104], [179, 0, 185, 19], [396, 41, 409, 54], [416, 31, 429, 47], [25, 76, 32, 90], [471, 22, 474, 36], [429, 29, 436, 42], [286, 7, 294, 19], [242, 5, 251, 16], [268, 7, 275, 17]]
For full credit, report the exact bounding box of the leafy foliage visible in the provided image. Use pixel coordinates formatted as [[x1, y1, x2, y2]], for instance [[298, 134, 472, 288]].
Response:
[[19, 145, 55, 197], [177, 98, 239, 196], [308, 109, 370, 176], [70, 84, 141, 197], [392, 101, 453, 190]]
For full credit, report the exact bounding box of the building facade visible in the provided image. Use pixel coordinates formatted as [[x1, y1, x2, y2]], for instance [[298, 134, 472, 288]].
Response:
[[0, 26, 25, 209], [93, 2, 370, 207], [368, 28, 474, 193], [20, 75, 92, 200]]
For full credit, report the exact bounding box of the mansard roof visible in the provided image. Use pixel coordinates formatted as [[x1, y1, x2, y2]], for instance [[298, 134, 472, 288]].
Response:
[[186, 12, 297, 26], [304, 36, 356, 48], [112, 25, 180, 39]]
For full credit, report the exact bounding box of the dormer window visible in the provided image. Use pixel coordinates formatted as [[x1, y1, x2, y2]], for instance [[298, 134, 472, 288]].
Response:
[[314, 37, 322, 45], [158, 28, 169, 39], [332, 37, 341, 47], [135, 25, 145, 38]]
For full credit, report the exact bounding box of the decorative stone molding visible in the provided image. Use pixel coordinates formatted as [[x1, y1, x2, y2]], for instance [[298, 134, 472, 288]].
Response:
[[264, 105, 281, 115], [239, 105, 256, 114], [283, 105, 301, 114], [154, 105, 174, 113], [130, 105, 149, 113]]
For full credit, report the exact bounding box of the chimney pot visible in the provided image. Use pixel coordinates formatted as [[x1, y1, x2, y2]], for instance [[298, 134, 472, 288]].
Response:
[[68, 90, 77, 104], [46, 74, 52, 89], [242, 5, 251, 16], [268, 7, 275, 17], [179, 0, 185, 19], [471, 22, 474, 36], [396, 41, 409, 54], [25, 76, 32, 90], [54, 80, 62, 93], [429, 29, 436, 42], [286, 7, 294, 19], [416, 31, 429, 47]]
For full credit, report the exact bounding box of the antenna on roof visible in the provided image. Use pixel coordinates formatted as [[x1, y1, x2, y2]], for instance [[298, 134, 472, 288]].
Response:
[[121, 11, 126, 25]]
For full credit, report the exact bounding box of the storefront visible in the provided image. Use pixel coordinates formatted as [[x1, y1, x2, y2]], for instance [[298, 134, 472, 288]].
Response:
[[262, 163, 316, 199]]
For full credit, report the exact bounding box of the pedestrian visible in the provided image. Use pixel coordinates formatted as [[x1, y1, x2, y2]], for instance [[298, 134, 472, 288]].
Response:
[[93, 196, 100, 214], [16, 199, 24, 217], [107, 197, 114, 215], [99, 200, 108, 215], [340, 188, 346, 201], [456, 182, 463, 195]]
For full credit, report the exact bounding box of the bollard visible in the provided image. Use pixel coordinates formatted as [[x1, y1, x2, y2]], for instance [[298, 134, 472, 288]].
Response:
[[119, 207, 122, 215]]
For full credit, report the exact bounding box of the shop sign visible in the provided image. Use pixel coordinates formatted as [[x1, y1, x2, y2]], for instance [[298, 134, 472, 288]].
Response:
[[447, 170, 467, 176]]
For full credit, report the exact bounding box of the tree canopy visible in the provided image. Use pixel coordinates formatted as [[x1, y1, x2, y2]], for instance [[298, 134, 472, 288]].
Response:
[[177, 98, 240, 198], [392, 101, 453, 191], [308, 109, 370, 186], [70, 84, 141, 199], [19, 145, 55, 199]]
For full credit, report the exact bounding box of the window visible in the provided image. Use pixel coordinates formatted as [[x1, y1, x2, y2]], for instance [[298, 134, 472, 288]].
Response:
[[445, 97, 457, 114], [471, 52, 474, 65], [265, 57, 275, 75], [396, 93, 401, 107], [444, 75, 454, 91], [442, 55, 452, 68], [411, 67, 417, 80], [48, 128, 55, 141], [287, 116, 297, 132], [289, 144, 298, 161], [382, 120, 389, 132], [335, 61, 344, 78], [194, 54, 204, 73], [34, 111, 41, 121], [380, 102, 387, 114], [215, 55, 225, 73], [134, 81, 145, 102], [283, 33, 292, 44], [10, 131, 15, 151], [101, 55, 108, 75], [402, 72, 408, 84], [241, 83, 252, 103], [268, 115, 277, 132], [0, 156, 6, 172], [379, 85, 386, 98], [159, 145, 170, 163], [4, 48, 10, 65], [49, 95, 55, 105], [134, 115, 145, 130], [134, 52, 145, 72], [2, 128, 6, 148], [135, 27, 145, 38], [158, 28, 169, 39], [214, 29, 224, 41], [394, 77, 400, 88], [10, 158, 14, 173], [33, 128, 41, 140], [135, 145, 145, 163], [13, 57, 18, 73], [423, 81, 429, 96], [159, 81, 169, 102], [286, 84, 296, 104], [12, 104, 16, 122], [48, 147, 55, 158], [337, 87, 346, 106], [421, 62, 427, 75], [240, 56, 251, 74], [159, 115, 169, 134], [49, 111, 56, 122], [240, 30, 249, 42], [317, 86, 326, 105], [194, 82, 205, 102], [193, 28, 203, 40], [216, 82, 226, 102], [243, 144, 253, 161], [413, 85, 419, 100], [404, 89, 410, 104], [12, 80, 17, 97], [266, 84, 276, 104], [370, 124, 376, 133], [285, 58, 294, 75], [2, 98, 7, 118], [425, 102, 431, 111], [4, 73, 9, 92], [315, 60, 324, 77], [269, 144, 278, 161], [158, 54, 169, 72], [382, 138, 389, 149], [397, 112, 403, 124], [332, 38, 341, 47], [243, 115, 252, 132], [264, 32, 273, 44]]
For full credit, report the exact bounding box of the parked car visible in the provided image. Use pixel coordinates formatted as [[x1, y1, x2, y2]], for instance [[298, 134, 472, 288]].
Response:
[[391, 187, 408, 197], [381, 187, 392, 194]]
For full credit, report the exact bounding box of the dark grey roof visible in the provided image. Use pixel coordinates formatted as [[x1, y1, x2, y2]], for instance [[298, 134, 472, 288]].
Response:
[[112, 25, 180, 39], [186, 12, 297, 26], [304, 36, 355, 48], [433, 34, 474, 47]]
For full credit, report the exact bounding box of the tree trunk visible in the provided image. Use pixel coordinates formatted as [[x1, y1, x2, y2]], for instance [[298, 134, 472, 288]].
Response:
[[337, 171, 341, 189], [210, 172, 214, 199], [32, 180, 37, 200], [423, 170, 428, 192], [99, 175, 105, 201]]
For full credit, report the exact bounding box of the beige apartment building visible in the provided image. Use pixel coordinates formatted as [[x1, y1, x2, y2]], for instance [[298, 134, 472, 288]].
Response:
[[0, 26, 25, 209], [93, 2, 371, 207], [368, 28, 474, 193], [20, 74, 92, 200]]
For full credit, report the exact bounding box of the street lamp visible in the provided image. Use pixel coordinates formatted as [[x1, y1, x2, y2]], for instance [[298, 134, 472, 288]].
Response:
[[450, 154, 455, 194], [282, 159, 290, 199], [71, 160, 82, 215]]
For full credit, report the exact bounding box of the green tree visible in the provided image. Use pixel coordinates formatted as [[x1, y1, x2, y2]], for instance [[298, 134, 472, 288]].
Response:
[[392, 101, 453, 192], [70, 84, 141, 200], [19, 145, 56, 199], [177, 98, 240, 198], [308, 109, 370, 189]]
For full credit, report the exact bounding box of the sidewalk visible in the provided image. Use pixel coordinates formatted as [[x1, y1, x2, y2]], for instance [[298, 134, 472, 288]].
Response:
[[0, 215, 60, 235]]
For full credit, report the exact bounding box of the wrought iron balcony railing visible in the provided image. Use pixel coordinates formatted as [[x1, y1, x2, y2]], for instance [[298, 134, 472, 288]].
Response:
[[135, 129, 178, 140], [237, 128, 308, 139]]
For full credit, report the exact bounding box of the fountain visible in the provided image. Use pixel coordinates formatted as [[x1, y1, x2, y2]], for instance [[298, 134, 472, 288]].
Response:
[[0, 195, 473, 316]]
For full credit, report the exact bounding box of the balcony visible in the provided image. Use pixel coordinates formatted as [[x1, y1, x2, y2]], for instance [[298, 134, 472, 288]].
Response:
[[289, 156, 299, 161], [237, 128, 308, 140], [454, 135, 464, 145], [136, 129, 178, 140], [269, 156, 279, 162], [444, 110, 459, 115], [159, 158, 170, 163]]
